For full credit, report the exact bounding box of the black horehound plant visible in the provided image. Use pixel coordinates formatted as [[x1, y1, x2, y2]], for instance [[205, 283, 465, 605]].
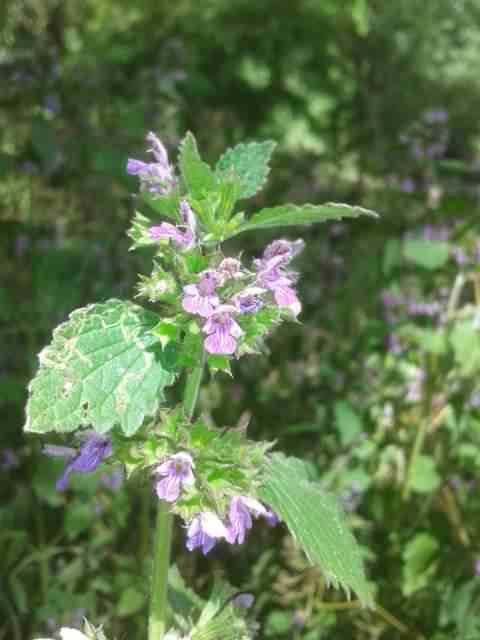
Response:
[[27, 132, 377, 640]]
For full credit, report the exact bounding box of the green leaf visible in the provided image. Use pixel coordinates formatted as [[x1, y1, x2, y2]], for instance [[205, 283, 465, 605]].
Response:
[[179, 132, 216, 198], [402, 533, 439, 596], [25, 299, 178, 436], [216, 140, 276, 199], [117, 586, 146, 616], [403, 239, 450, 270], [230, 202, 378, 237], [141, 193, 180, 221], [409, 455, 441, 493], [450, 320, 480, 376], [259, 454, 373, 607], [334, 401, 363, 446]]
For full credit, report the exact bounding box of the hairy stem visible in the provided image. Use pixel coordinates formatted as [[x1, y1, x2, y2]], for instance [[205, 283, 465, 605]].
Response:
[[148, 353, 205, 639], [148, 501, 173, 640]]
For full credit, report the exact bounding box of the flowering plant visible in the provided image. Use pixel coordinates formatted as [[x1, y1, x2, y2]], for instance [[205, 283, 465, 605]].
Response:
[[26, 132, 376, 638]]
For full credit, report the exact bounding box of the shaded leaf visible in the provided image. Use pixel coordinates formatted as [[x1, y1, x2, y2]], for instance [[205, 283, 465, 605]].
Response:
[[403, 239, 450, 270], [259, 454, 373, 607]]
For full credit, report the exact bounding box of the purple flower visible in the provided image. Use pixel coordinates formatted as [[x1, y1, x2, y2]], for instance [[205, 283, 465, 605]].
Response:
[[227, 496, 275, 544], [182, 270, 221, 318], [400, 178, 415, 194], [154, 452, 195, 502], [186, 511, 230, 555], [202, 305, 243, 355], [217, 258, 244, 282], [262, 238, 305, 264], [127, 132, 175, 195], [254, 240, 304, 317], [0, 449, 20, 470], [423, 108, 449, 125], [256, 259, 302, 317], [406, 369, 426, 403], [44, 434, 112, 492], [232, 593, 255, 610], [232, 286, 265, 314], [452, 247, 470, 266], [150, 200, 197, 250], [475, 559, 480, 577]]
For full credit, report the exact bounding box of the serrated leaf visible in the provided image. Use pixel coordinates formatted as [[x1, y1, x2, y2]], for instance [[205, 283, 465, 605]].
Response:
[[179, 132, 216, 198], [216, 140, 276, 199], [403, 239, 450, 270], [25, 299, 178, 436], [127, 211, 157, 250], [258, 454, 373, 607], [229, 202, 378, 237]]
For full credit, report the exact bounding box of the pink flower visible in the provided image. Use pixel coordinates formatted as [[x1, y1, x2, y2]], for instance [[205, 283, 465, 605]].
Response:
[[150, 200, 197, 250], [232, 286, 265, 314], [202, 305, 243, 355], [254, 239, 304, 317], [127, 132, 175, 195], [154, 452, 195, 502], [186, 511, 230, 555], [217, 257, 244, 282], [227, 496, 279, 544], [182, 270, 221, 318], [256, 258, 301, 317]]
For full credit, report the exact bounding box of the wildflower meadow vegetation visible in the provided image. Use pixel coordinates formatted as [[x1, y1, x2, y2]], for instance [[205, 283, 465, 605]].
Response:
[[2, 2, 480, 639]]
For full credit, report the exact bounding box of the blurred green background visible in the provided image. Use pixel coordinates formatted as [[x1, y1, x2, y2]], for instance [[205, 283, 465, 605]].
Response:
[[2, 1, 480, 638]]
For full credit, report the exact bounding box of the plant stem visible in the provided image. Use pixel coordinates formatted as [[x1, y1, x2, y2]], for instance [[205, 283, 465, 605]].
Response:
[[148, 501, 173, 640], [148, 352, 205, 640], [183, 350, 206, 421]]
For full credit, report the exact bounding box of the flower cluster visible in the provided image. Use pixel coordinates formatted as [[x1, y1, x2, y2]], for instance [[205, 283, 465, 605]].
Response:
[[151, 451, 278, 555], [175, 238, 304, 356], [126, 133, 304, 357]]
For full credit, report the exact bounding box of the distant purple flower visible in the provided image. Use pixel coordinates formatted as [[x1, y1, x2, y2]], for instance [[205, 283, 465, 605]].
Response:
[[100, 466, 125, 491], [232, 593, 255, 610], [127, 132, 175, 195], [227, 496, 275, 544], [423, 108, 448, 125], [423, 225, 450, 242], [232, 286, 265, 314], [400, 177, 415, 194], [0, 449, 20, 470], [150, 199, 196, 250], [44, 434, 112, 491], [452, 247, 469, 266], [154, 452, 195, 502], [44, 94, 61, 115], [202, 305, 243, 355], [406, 369, 426, 403], [182, 270, 221, 318], [186, 512, 230, 555], [475, 559, 480, 577], [407, 301, 441, 317], [468, 391, 480, 409]]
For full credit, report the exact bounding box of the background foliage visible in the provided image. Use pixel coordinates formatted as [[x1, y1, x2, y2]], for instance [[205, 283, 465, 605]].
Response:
[[2, 0, 480, 638]]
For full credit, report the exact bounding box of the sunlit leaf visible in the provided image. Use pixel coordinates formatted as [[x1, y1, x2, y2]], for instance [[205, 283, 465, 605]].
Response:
[[25, 299, 178, 436]]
